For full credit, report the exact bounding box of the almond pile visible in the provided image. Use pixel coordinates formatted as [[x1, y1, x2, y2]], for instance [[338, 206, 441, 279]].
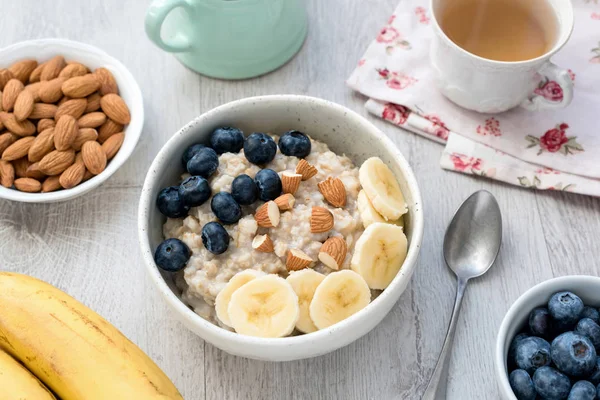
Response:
[[0, 56, 130, 193]]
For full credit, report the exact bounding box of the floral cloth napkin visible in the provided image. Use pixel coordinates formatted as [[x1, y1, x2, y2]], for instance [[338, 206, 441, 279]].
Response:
[[347, 0, 600, 196]]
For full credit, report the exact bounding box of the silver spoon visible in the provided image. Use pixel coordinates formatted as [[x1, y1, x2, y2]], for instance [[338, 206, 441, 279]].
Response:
[[422, 190, 502, 400]]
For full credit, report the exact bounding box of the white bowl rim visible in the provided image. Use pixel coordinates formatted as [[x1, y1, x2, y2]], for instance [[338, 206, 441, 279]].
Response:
[[0, 38, 144, 203], [138, 94, 424, 346], [495, 275, 600, 399]]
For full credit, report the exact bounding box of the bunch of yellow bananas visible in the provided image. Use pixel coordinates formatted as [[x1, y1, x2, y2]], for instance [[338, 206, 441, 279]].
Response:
[[0, 272, 183, 400]]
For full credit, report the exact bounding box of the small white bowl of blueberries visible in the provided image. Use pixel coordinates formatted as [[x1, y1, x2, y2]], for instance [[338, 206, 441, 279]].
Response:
[[496, 276, 600, 400]]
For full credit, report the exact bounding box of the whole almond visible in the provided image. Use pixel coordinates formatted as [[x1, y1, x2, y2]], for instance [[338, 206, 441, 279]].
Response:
[[29, 103, 58, 119], [318, 237, 348, 270], [0, 113, 36, 136], [13, 90, 34, 121], [57, 96, 70, 106], [0, 132, 18, 154], [14, 177, 41, 192], [28, 128, 55, 162], [59, 63, 89, 79], [97, 118, 123, 143], [38, 149, 75, 175], [0, 69, 14, 90], [82, 169, 94, 182], [100, 94, 130, 125], [81, 141, 106, 175], [310, 206, 334, 233], [12, 157, 31, 178], [77, 111, 106, 128], [26, 162, 46, 180], [85, 92, 101, 112], [101, 131, 124, 160], [39, 77, 66, 103], [72, 128, 98, 151], [37, 118, 55, 132], [2, 136, 35, 161], [40, 56, 66, 81], [0, 159, 14, 187], [59, 157, 86, 189], [2, 79, 24, 111], [28, 62, 46, 83], [94, 67, 118, 95], [24, 82, 41, 101], [54, 115, 79, 151], [55, 98, 87, 120], [41, 175, 62, 192], [62, 74, 100, 98], [0, 90, 3, 112], [9, 60, 38, 83]]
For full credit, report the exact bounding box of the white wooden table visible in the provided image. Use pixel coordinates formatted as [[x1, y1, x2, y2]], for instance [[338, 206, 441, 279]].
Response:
[[1, 1, 598, 399]]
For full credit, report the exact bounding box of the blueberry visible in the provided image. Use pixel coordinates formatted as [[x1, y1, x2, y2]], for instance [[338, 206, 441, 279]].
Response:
[[510, 333, 531, 369], [210, 192, 242, 224], [187, 147, 219, 178], [533, 366, 572, 400], [509, 369, 537, 400], [576, 318, 600, 349], [530, 307, 552, 337], [254, 169, 282, 201], [278, 130, 311, 158], [210, 126, 244, 154], [568, 381, 597, 400], [244, 132, 277, 165], [597, 383, 600, 399], [201, 222, 229, 255], [178, 176, 211, 207], [549, 292, 585, 328], [589, 358, 600, 385], [551, 332, 597, 377], [581, 307, 600, 325], [516, 337, 552, 374], [154, 238, 191, 272], [181, 143, 205, 167], [156, 186, 190, 218], [231, 174, 258, 205]]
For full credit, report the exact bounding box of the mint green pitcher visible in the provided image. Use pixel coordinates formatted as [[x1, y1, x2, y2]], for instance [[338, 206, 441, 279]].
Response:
[[145, 0, 308, 80]]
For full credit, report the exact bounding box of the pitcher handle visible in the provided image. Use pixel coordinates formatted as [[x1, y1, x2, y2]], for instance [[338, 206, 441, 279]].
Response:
[[520, 62, 574, 111], [145, 0, 194, 53]]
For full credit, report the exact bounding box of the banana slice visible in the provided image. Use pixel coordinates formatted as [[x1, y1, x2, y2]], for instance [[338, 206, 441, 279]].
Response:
[[309, 270, 371, 329], [286, 269, 326, 333], [351, 222, 407, 289], [359, 157, 407, 221], [228, 275, 299, 338], [358, 189, 404, 229], [215, 269, 265, 327]]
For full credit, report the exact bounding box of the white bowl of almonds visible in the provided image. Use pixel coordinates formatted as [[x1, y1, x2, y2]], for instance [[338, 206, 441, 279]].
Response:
[[138, 95, 423, 361], [0, 39, 143, 202]]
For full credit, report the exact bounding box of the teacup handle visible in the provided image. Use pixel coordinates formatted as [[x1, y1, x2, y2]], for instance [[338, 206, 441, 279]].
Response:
[[145, 0, 194, 53], [520, 62, 574, 111]]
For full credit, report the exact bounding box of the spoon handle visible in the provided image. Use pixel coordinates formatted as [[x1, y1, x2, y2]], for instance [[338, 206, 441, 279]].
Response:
[[421, 277, 468, 400]]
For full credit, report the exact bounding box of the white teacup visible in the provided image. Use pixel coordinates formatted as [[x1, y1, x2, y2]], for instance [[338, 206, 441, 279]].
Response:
[[429, 0, 574, 113]]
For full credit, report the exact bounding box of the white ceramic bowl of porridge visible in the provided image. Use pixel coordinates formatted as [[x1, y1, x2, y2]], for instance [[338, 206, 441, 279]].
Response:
[[138, 95, 423, 361]]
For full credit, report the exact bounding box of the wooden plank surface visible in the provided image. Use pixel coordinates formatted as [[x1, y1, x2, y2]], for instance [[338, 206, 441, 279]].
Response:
[[1, 1, 599, 399]]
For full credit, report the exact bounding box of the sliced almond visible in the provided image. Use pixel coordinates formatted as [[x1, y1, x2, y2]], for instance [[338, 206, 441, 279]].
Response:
[[38, 149, 75, 176], [274, 193, 295, 211], [286, 249, 313, 271], [2, 136, 35, 161], [28, 128, 55, 162], [101, 131, 124, 160], [0, 132, 18, 154], [0, 112, 36, 136], [55, 98, 87, 120], [100, 94, 130, 125], [13, 90, 34, 121], [2, 79, 24, 112], [0, 69, 15, 90], [41, 175, 62, 192], [26, 162, 46, 180], [40, 55, 66, 81], [14, 177, 41, 193], [81, 141, 106, 175], [0, 160, 14, 187], [59, 63, 89, 79], [97, 118, 123, 143], [85, 92, 101, 113], [78, 111, 106, 128], [29, 103, 58, 120], [296, 159, 318, 180], [72, 128, 98, 151], [310, 206, 334, 233], [9, 60, 37, 83], [318, 237, 348, 270], [28, 62, 46, 83], [94, 67, 118, 95], [318, 177, 347, 208], [252, 234, 274, 253], [13, 157, 30, 178], [62, 74, 100, 98], [54, 115, 79, 151], [254, 201, 280, 228], [38, 77, 66, 103], [281, 171, 302, 195]]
